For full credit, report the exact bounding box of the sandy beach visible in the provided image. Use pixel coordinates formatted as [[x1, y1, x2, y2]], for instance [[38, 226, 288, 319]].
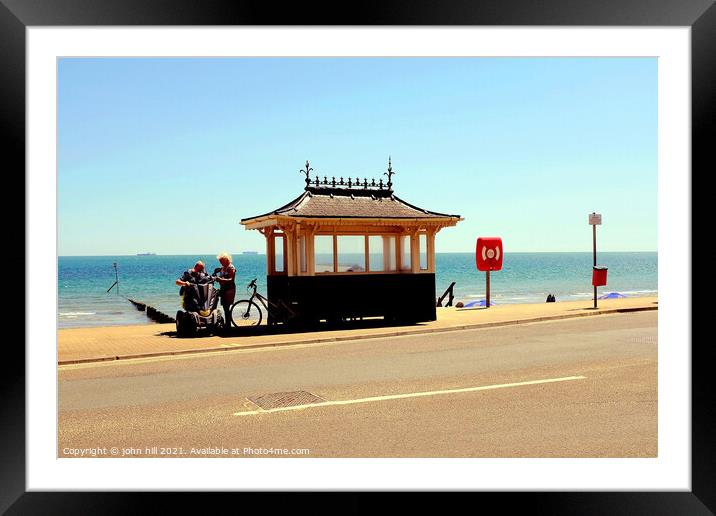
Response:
[[58, 296, 657, 364]]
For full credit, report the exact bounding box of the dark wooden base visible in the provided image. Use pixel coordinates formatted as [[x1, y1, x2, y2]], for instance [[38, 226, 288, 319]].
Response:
[[267, 273, 436, 326]]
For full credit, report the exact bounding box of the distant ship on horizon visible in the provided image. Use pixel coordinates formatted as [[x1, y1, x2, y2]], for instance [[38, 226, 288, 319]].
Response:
[[241, 251, 259, 255], [136, 252, 157, 256]]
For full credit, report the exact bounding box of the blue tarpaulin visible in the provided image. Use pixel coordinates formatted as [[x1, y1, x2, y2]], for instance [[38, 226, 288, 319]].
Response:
[[598, 292, 627, 299], [463, 299, 497, 307]]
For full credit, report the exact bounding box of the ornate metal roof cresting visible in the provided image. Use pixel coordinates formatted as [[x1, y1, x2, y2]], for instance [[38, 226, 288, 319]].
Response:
[[300, 160, 314, 189], [384, 156, 395, 191], [300, 157, 396, 193]]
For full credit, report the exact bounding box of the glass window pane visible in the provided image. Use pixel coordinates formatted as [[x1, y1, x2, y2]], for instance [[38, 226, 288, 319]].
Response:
[[337, 235, 366, 272], [400, 235, 411, 271], [385, 236, 396, 271], [314, 235, 334, 273], [299, 235, 307, 273], [368, 236, 384, 272], [419, 233, 428, 270], [274, 235, 284, 273]]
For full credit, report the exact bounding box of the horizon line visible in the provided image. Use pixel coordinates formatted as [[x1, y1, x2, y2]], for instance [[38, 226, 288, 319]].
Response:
[[58, 250, 658, 257]]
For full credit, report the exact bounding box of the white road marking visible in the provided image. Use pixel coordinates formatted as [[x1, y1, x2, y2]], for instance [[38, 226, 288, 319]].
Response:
[[233, 375, 586, 416]]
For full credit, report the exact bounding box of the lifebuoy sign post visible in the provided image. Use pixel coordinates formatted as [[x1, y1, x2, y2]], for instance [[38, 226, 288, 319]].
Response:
[[589, 212, 607, 308], [476, 237, 503, 308]]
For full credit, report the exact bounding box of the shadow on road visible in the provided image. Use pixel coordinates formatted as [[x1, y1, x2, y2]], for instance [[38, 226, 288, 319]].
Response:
[[158, 317, 428, 339]]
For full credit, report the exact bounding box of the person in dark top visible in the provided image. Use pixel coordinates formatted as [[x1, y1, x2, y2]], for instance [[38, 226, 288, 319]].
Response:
[[213, 252, 236, 329], [176, 261, 211, 287], [176, 261, 211, 312]]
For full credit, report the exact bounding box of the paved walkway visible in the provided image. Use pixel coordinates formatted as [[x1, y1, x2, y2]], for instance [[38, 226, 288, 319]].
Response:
[[58, 297, 658, 364]]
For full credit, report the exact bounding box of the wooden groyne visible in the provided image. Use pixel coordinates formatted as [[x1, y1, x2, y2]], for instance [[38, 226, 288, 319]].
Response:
[[127, 298, 175, 324]]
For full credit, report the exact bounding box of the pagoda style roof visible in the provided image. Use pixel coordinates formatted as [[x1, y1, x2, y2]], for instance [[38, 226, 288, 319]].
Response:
[[241, 159, 462, 228]]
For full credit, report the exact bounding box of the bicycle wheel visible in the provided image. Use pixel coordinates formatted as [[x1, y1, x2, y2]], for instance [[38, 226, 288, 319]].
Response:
[[230, 299, 263, 328]]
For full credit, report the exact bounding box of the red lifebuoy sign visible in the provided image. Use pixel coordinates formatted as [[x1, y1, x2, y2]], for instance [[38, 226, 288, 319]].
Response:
[[476, 237, 503, 272]]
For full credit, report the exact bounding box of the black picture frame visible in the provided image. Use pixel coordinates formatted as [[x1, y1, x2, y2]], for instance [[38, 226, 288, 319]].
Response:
[[5, 0, 707, 512]]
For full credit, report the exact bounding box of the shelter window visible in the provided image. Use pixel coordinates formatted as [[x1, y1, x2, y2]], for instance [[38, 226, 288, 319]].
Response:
[[419, 233, 428, 270], [337, 235, 366, 272], [385, 236, 397, 271], [368, 235, 396, 272], [368, 235, 384, 272], [299, 235, 307, 273], [314, 235, 335, 273], [399, 235, 411, 271], [273, 234, 285, 273]]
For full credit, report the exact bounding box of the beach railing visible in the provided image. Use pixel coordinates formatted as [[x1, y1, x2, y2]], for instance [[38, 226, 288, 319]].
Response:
[[436, 282, 456, 307]]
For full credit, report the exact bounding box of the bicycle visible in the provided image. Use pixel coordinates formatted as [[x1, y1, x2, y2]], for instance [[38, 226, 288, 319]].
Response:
[[229, 278, 297, 328]]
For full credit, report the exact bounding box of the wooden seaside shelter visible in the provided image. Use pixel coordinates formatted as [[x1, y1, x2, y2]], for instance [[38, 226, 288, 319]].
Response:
[[240, 159, 463, 325]]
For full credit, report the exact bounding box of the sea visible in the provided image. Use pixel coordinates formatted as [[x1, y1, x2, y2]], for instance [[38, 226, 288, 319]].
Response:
[[58, 252, 657, 329]]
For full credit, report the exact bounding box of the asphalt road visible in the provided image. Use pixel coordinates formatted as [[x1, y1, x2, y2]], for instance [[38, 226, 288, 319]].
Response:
[[58, 311, 657, 458]]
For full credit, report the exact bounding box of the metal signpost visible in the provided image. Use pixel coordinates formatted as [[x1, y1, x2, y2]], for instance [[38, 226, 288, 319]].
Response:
[[589, 213, 601, 308]]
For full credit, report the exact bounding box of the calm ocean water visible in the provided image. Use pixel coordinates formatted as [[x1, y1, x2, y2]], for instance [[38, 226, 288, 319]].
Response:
[[58, 252, 657, 328]]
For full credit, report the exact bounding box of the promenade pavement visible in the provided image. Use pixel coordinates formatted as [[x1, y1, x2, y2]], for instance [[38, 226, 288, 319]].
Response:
[[57, 296, 657, 364]]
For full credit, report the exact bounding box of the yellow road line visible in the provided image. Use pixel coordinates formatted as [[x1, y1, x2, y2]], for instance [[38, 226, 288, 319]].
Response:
[[233, 375, 586, 416]]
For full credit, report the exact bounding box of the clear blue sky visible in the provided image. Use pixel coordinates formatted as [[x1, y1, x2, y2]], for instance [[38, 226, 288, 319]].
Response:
[[58, 57, 656, 255]]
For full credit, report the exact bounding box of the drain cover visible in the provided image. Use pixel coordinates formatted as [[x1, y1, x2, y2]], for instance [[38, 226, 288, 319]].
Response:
[[248, 391, 325, 410]]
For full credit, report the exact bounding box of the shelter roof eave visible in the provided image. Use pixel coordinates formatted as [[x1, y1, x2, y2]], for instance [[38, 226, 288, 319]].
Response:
[[241, 214, 463, 231]]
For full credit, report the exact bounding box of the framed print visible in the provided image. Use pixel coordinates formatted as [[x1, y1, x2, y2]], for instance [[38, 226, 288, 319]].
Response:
[[4, 0, 710, 512]]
